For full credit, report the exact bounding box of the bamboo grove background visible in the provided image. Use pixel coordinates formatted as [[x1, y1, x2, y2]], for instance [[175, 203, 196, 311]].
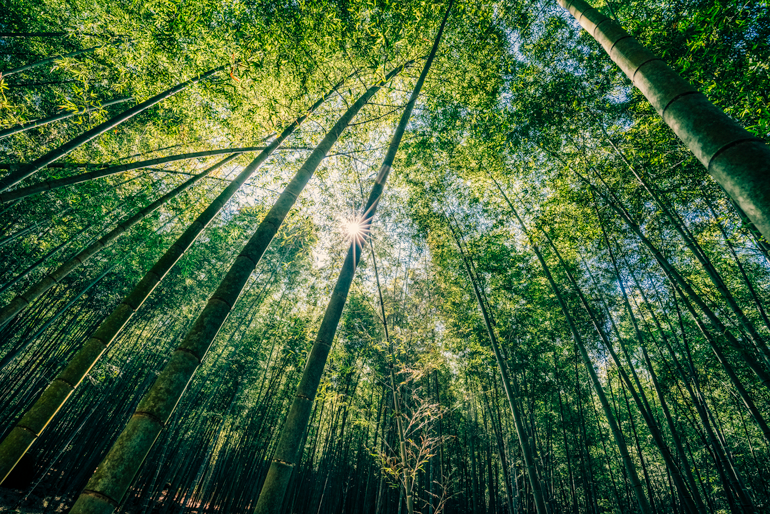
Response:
[[1, 0, 769, 512]]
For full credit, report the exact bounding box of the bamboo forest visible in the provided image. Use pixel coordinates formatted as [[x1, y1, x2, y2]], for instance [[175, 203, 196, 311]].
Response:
[[1, 0, 770, 512]]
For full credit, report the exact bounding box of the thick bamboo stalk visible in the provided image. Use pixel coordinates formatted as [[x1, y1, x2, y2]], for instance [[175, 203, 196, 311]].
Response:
[[254, 9, 450, 511], [66, 64, 409, 514], [0, 66, 225, 192], [559, 0, 770, 242]]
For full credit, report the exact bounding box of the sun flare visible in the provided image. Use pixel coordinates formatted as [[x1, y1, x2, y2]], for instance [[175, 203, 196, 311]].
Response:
[[343, 218, 364, 239]]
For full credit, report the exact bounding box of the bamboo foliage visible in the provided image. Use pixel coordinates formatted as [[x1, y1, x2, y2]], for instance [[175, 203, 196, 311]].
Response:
[[0, 0, 768, 513]]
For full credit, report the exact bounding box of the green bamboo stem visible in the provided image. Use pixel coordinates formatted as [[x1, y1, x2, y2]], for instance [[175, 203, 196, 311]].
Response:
[[0, 78, 344, 483], [0, 155, 236, 331], [0, 146, 285, 203], [0, 44, 105, 78], [253, 7, 451, 511], [0, 97, 134, 140], [0, 222, 39, 248], [447, 217, 550, 514], [559, 0, 770, 242]]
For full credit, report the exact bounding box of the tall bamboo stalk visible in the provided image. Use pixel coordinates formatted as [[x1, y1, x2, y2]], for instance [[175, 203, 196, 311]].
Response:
[[559, 0, 770, 242], [253, 7, 451, 511], [0, 79, 344, 484], [446, 216, 551, 514], [493, 177, 652, 513], [0, 146, 286, 203], [0, 43, 107, 78], [0, 155, 237, 330]]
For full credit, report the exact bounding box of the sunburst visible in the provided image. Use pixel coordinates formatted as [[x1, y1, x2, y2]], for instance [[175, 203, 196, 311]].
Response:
[[340, 213, 371, 247]]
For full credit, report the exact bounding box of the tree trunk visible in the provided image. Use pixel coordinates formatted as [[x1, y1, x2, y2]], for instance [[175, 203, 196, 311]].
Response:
[[253, 11, 450, 511]]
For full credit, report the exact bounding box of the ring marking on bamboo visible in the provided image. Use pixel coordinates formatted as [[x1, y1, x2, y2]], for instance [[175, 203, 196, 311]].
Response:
[[272, 458, 295, 467], [235, 252, 258, 269], [207, 296, 233, 311], [630, 58, 663, 82], [660, 90, 700, 116], [16, 425, 37, 436], [134, 411, 165, 428], [707, 138, 764, 169], [375, 165, 391, 185], [54, 377, 76, 389], [82, 489, 120, 507], [296, 393, 311, 401], [89, 334, 110, 346], [592, 16, 614, 36]]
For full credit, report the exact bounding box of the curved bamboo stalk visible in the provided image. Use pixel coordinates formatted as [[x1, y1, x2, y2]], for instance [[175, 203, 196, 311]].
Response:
[[559, 0, 770, 242]]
